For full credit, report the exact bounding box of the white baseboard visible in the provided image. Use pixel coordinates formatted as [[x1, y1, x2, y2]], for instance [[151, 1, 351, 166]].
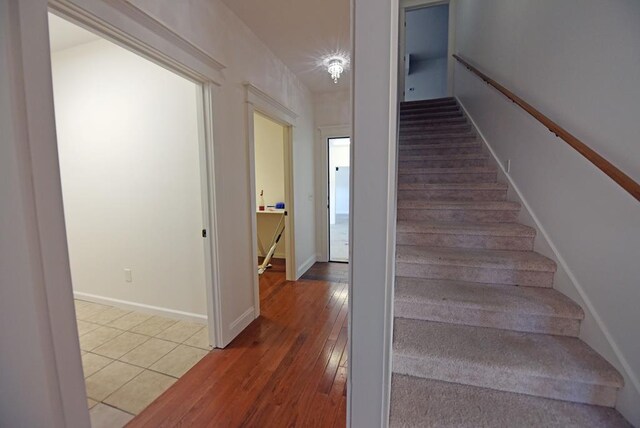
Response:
[[297, 254, 317, 278], [73, 291, 207, 323], [457, 97, 640, 424]]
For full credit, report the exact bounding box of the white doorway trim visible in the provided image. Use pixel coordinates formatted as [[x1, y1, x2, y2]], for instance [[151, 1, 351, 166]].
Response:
[[317, 124, 351, 262], [398, 0, 457, 102], [244, 83, 298, 318], [6, 1, 226, 424]]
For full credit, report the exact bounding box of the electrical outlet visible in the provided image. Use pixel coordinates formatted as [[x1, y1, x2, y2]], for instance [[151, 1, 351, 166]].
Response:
[[506, 159, 511, 173], [124, 268, 132, 283]]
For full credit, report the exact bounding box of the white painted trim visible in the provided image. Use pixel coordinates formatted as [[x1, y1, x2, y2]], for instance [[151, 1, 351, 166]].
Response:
[[245, 82, 298, 124], [398, 0, 456, 101], [49, 0, 225, 85], [296, 254, 318, 279], [458, 97, 640, 415], [228, 307, 255, 340], [245, 83, 298, 319], [73, 292, 208, 324], [317, 124, 351, 262]]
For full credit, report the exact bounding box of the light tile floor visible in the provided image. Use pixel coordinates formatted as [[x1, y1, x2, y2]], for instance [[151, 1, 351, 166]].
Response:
[[74, 299, 210, 426]]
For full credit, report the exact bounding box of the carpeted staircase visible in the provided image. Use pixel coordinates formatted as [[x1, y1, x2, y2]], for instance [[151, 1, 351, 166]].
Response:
[[390, 97, 631, 427]]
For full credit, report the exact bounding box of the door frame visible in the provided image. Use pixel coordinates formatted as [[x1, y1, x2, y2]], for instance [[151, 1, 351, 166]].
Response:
[[398, 0, 457, 102], [8, 0, 226, 424], [317, 125, 351, 262], [245, 83, 297, 318]]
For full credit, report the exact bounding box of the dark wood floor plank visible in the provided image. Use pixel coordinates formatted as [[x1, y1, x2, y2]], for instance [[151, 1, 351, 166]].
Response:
[[128, 262, 348, 428]]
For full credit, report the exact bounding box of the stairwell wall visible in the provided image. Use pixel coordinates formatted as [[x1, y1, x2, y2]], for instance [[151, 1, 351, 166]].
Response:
[[454, 1, 640, 425]]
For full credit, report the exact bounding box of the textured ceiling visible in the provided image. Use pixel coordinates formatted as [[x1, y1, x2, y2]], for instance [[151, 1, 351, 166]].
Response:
[[222, 0, 351, 93]]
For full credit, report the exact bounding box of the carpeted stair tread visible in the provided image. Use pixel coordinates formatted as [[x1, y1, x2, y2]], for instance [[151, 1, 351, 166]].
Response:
[[396, 246, 556, 272], [397, 182, 507, 191], [398, 153, 488, 162], [397, 200, 519, 211], [393, 319, 624, 405], [390, 375, 631, 428], [397, 220, 534, 237], [394, 277, 583, 335], [398, 166, 496, 175]]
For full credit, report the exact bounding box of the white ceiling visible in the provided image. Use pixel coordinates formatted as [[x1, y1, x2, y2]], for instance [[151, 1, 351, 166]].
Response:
[[221, 0, 351, 93], [48, 13, 101, 52]]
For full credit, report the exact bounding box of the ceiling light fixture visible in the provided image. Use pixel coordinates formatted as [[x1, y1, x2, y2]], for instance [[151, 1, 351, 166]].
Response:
[[323, 54, 349, 84]]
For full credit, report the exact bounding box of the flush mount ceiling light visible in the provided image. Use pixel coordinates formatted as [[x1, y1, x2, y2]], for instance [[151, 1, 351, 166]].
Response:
[[322, 54, 349, 84]]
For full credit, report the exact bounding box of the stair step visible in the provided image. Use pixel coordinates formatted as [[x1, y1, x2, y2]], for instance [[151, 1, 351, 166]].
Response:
[[400, 111, 464, 120], [397, 200, 519, 223], [401, 105, 461, 116], [393, 320, 624, 406], [400, 123, 472, 133], [400, 133, 477, 143], [399, 153, 489, 169], [390, 375, 631, 427], [395, 246, 556, 287], [401, 116, 468, 127], [396, 221, 535, 250], [398, 166, 497, 184], [397, 182, 508, 201], [400, 143, 484, 156], [401, 97, 456, 108], [394, 277, 583, 336]]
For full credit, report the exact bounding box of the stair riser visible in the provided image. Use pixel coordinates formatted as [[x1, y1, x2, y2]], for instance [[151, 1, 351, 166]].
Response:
[[400, 124, 471, 133], [395, 262, 555, 287], [399, 159, 488, 169], [396, 232, 534, 251], [398, 172, 497, 184], [400, 112, 464, 120], [400, 146, 484, 156], [401, 98, 456, 108], [393, 305, 581, 337], [397, 188, 507, 201], [401, 118, 468, 127], [400, 135, 477, 144], [400, 130, 474, 139], [400, 106, 461, 115], [397, 208, 519, 223], [392, 356, 617, 407]]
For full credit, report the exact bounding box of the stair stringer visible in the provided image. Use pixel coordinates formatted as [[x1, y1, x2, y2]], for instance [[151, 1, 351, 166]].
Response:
[[456, 97, 640, 425]]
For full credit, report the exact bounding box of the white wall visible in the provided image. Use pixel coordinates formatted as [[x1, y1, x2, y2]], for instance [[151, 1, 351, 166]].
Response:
[[454, 1, 640, 425], [314, 90, 351, 128], [126, 0, 317, 341], [1, 1, 88, 426], [51, 38, 208, 318], [254, 112, 286, 258], [404, 4, 449, 100], [350, 0, 398, 425]]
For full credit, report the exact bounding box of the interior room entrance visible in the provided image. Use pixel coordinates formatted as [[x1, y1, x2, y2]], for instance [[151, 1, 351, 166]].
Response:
[[328, 137, 351, 262], [401, 2, 451, 101], [48, 13, 214, 421]]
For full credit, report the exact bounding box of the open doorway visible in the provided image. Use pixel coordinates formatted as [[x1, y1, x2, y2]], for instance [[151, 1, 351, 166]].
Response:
[[253, 112, 289, 276], [399, 1, 453, 101], [328, 137, 351, 263], [48, 13, 215, 420]]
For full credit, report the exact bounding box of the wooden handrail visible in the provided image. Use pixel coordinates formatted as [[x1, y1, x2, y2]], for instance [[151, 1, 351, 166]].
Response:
[[453, 54, 640, 202]]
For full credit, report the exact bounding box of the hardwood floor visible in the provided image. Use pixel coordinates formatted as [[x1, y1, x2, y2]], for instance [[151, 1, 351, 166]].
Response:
[[128, 261, 348, 427]]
